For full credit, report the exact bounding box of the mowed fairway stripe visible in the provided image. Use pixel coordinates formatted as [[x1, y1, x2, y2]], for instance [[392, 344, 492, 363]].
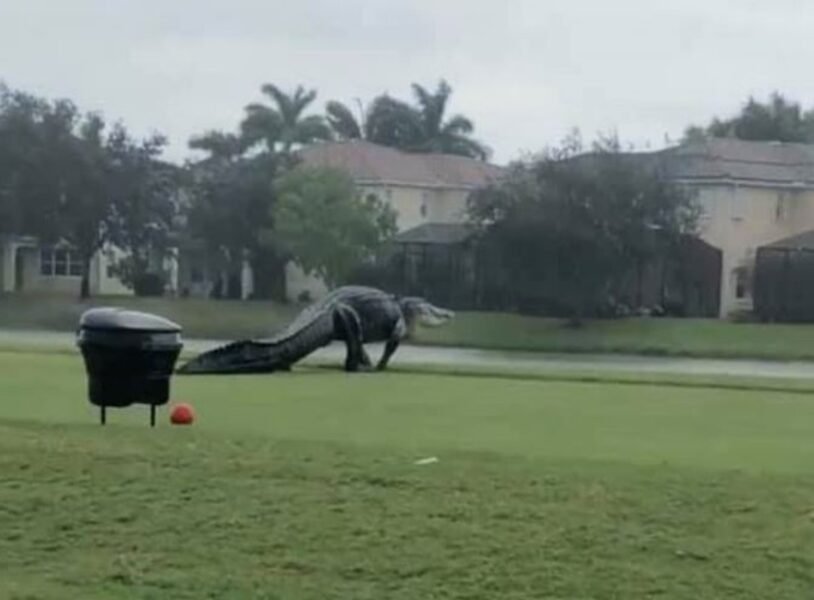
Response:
[[2, 351, 814, 473]]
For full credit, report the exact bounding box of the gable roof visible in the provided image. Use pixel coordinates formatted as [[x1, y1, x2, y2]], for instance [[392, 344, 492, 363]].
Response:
[[655, 138, 814, 187], [298, 140, 504, 190]]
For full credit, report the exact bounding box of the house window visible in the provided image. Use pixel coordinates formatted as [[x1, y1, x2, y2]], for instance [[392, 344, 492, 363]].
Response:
[[421, 191, 430, 218], [40, 247, 83, 277], [775, 192, 788, 221], [733, 266, 750, 299]]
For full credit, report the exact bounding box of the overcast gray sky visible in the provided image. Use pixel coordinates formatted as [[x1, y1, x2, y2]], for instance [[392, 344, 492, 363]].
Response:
[[1, 0, 812, 164]]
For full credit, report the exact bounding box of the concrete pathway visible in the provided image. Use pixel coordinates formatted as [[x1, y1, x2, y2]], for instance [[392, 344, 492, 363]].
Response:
[[2, 328, 813, 380]]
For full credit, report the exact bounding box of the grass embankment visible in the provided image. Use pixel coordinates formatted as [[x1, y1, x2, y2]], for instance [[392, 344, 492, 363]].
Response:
[[3, 351, 814, 597], [5, 293, 814, 360]]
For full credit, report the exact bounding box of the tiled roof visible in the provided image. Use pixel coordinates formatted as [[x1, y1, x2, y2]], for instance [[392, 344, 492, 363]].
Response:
[[656, 138, 814, 186], [298, 140, 503, 190], [392, 222, 476, 245]]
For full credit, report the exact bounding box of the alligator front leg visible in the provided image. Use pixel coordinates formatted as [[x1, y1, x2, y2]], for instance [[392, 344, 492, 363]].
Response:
[[377, 316, 407, 371]]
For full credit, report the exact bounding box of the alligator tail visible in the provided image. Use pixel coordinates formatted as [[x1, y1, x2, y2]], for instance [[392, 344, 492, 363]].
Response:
[[176, 339, 285, 374], [177, 312, 335, 375]]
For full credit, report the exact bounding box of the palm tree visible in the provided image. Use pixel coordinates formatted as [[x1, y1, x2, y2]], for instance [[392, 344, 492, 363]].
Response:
[[409, 80, 489, 160], [326, 95, 421, 148], [241, 84, 332, 156], [325, 99, 364, 140], [326, 81, 489, 160], [188, 130, 247, 162]]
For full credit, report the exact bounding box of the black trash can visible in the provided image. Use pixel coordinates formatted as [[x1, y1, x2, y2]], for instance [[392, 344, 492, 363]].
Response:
[[77, 307, 183, 426]]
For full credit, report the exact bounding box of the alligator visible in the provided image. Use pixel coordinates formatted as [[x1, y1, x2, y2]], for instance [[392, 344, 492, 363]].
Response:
[[177, 286, 454, 375]]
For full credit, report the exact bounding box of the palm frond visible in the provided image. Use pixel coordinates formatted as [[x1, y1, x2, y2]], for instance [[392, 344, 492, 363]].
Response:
[[293, 115, 333, 144], [240, 104, 283, 149], [261, 84, 319, 125], [188, 130, 245, 159], [292, 87, 318, 116], [326, 101, 363, 139], [366, 95, 422, 147], [444, 135, 491, 161], [442, 114, 474, 135], [260, 84, 294, 121]]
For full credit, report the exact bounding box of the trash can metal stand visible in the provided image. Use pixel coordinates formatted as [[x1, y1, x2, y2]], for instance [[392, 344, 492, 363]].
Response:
[[77, 308, 184, 426]]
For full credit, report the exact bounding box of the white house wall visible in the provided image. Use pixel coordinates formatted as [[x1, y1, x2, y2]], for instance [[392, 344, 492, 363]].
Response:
[[286, 262, 328, 302], [0, 242, 133, 297], [19, 247, 80, 294], [92, 246, 132, 296]]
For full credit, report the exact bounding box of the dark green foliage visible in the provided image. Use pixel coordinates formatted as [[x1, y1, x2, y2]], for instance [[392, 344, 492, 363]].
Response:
[[686, 92, 814, 143], [0, 83, 179, 298], [105, 129, 180, 293], [187, 83, 403, 299], [469, 135, 699, 320], [186, 151, 283, 299], [273, 167, 397, 287], [131, 272, 166, 297]]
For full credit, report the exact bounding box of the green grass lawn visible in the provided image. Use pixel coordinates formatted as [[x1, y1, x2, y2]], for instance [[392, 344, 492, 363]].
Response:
[[6, 292, 814, 361], [3, 351, 814, 598]]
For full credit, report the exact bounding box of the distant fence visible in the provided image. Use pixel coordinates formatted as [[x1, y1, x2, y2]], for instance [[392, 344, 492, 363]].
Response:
[[348, 235, 721, 318], [754, 246, 814, 322]]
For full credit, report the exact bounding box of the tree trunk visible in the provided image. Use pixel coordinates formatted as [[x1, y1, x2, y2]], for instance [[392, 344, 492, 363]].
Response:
[[250, 248, 288, 302], [635, 258, 644, 309], [79, 255, 92, 300], [227, 270, 242, 300]]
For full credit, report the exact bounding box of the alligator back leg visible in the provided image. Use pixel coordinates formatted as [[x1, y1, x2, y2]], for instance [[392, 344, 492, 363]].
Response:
[[333, 304, 369, 372]]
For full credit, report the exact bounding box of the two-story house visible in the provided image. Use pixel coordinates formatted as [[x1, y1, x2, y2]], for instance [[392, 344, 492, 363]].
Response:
[[653, 138, 814, 317]]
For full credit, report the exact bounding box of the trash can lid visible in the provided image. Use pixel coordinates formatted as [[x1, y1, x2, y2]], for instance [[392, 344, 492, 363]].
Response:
[[79, 307, 182, 333]]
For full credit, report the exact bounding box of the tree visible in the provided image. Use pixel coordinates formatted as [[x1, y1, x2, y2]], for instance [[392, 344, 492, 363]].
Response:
[[469, 135, 699, 322], [188, 130, 247, 161], [0, 83, 180, 298], [408, 80, 489, 159], [327, 80, 489, 160], [106, 128, 180, 295], [241, 84, 332, 159], [185, 148, 282, 299], [272, 167, 397, 287], [685, 93, 814, 143], [0, 85, 48, 235], [326, 95, 421, 148], [29, 109, 113, 299]]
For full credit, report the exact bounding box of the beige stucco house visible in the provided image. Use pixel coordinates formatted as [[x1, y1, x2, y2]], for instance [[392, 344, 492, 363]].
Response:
[[0, 235, 182, 298], [650, 138, 814, 317], [289, 140, 504, 300]]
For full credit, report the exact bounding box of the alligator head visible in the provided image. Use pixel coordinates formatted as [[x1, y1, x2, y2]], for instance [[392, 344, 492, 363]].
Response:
[[399, 297, 455, 329]]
